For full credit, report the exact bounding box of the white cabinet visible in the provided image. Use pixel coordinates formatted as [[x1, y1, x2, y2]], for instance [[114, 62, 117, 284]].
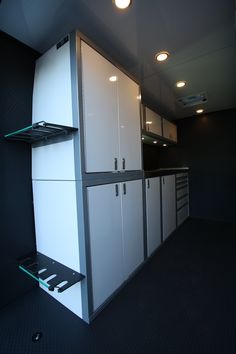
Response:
[[118, 70, 142, 171], [145, 177, 161, 256], [145, 107, 162, 136], [81, 41, 142, 173], [31, 32, 144, 322], [161, 174, 176, 241], [87, 179, 144, 310], [121, 179, 144, 278], [87, 183, 124, 311], [162, 118, 177, 143]]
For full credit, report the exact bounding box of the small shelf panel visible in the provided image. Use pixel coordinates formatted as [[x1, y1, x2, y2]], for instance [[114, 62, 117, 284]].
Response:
[[18, 252, 84, 293], [4, 121, 78, 143]]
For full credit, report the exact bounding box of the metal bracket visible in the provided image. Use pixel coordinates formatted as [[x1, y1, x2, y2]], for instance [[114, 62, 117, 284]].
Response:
[[18, 252, 85, 293]]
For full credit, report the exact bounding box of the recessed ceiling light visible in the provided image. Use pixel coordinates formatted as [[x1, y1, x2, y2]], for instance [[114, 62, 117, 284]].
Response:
[[153, 141, 157, 144], [163, 144, 167, 147], [137, 94, 141, 100], [176, 81, 186, 88], [196, 109, 204, 114], [113, 0, 132, 9], [142, 137, 144, 140], [109, 76, 118, 82], [155, 51, 169, 62]]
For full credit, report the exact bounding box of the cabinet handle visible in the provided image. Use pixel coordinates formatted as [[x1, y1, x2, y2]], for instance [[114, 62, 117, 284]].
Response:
[[123, 183, 126, 195], [122, 158, 125, 170], [114, 158, 118, 171], [115, 184, 119, 197], [147, 179, 150, 189], [163, 177, 165, 184]]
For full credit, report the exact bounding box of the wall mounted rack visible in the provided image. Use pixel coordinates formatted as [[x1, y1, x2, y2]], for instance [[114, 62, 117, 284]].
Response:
[[4, 121, 78, 143], [18, 252, 84, 293]]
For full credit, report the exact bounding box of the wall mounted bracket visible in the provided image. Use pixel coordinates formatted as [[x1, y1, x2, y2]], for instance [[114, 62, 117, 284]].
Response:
[[18, 252, 85, 293], [4, 121, 78, 143]]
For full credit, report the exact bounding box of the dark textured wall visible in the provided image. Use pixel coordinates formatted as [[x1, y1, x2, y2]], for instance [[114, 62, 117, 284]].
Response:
[[0, 32, 39, 308], [144, 109, 236, 223]]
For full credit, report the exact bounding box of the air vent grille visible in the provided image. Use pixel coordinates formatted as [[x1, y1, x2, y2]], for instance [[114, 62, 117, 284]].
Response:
[[177, 92, 207, 107]]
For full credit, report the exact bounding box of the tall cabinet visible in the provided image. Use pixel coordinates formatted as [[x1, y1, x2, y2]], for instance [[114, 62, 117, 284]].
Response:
[[31, 31, 143, 323]]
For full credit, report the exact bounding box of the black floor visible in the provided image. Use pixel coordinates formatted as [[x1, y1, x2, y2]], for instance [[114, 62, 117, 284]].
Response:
[[0, 218, 236, 354]]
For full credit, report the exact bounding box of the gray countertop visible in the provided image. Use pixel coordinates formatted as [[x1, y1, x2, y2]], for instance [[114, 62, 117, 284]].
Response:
[[144, 167, 189, 178]]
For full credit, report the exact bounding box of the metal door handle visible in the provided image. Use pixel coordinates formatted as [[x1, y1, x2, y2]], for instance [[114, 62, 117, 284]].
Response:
[[115, 184, 119, 197], [114, 158, 118, 171], [163, 177, 165, 184], [123, 183, 126, 195], [122, 158, 125, 170], [147, 179, 150, 189]]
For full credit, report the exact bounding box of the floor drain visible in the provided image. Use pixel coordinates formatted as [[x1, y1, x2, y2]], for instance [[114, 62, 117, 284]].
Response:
[[32, 332, 43, 342]]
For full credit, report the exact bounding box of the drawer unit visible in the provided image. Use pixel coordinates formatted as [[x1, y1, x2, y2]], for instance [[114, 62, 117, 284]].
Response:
[[176, 186, 188, 199], [176, 172, 189, 226], [177, 204, 189, 226], [177, 194, 189, 210]]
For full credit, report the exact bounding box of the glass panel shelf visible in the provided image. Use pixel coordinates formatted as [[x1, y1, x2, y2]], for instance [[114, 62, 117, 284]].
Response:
[[4, 121, 78, 143], [18, 252, 84, 293]]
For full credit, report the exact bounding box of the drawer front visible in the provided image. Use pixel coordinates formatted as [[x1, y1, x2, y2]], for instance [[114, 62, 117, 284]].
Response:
[[176, 180, 188, 189], [176, 172, 188, 179], [176, 185, 188, 199], [177, 204, 189, 226], [177, 195, 189, 210]]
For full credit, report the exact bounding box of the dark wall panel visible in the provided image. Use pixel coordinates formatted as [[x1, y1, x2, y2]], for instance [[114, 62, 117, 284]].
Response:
[[157, 110, 236, 223], [0, 31, 39, 308]]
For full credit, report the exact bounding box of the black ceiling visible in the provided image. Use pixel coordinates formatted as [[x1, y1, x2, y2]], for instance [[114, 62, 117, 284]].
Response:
[[1, 0, 236, 119]]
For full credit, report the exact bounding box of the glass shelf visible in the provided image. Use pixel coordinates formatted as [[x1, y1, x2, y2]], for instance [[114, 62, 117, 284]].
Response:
[[18, 252, 84, 293], [4, 121, 78, 143]]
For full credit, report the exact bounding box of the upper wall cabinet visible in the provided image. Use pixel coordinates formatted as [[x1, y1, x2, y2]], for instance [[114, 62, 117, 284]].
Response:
[[162, 118, 177, 143], [144, 106, 162, 136], [142, 104, 177, 145], [81, 41, 142, 173]]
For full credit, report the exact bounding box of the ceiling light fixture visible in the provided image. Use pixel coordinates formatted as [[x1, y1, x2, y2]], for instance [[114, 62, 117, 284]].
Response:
[[113, 0, 132, 9], [163, 144, 167, 147], [196, 109, 204, 114], [109, 76, 118, 82], [155, 51, 169, 62], [137, 94, 141, 100], [176, 81, 186, 88], [153, 141, 157, 144]]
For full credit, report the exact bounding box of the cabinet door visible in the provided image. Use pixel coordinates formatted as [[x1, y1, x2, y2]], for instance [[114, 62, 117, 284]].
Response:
[[162, 175, 176, 241], [87, 183, 124, 311], [162, 118, 177, 142], [121, 179, 144, 279], [146, 177, 161, 256], [145, 107, 162, 136], [117, 70, 142, 171], [81, 41, 119, 172]]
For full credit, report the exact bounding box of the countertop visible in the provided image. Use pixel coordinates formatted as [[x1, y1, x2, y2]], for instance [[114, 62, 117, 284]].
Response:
[[144, 167, 189, 178]]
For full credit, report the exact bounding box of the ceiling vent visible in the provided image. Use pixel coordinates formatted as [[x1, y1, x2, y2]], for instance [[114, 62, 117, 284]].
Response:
[[177, 92, 208, 107]]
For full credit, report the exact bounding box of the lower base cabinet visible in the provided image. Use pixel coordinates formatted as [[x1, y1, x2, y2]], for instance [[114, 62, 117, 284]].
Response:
[[87, 179, 144, 311], [145, 177, 161, 256]]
